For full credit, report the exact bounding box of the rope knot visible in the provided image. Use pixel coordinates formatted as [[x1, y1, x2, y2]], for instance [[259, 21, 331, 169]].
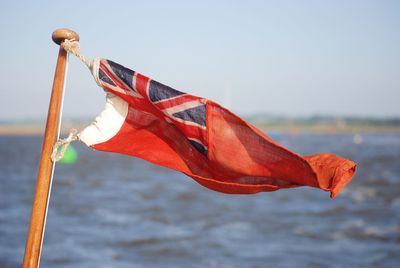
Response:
[[62, 39, 93, 69], [51, 129, 78, 162]]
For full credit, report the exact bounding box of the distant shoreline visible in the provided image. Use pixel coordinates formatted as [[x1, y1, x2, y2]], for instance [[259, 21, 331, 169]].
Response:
[[0, 122, 90, 136], [1, 122, 399, 136]]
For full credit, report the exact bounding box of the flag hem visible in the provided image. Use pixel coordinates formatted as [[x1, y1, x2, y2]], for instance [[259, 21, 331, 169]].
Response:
[[78, 93, 128, 146]]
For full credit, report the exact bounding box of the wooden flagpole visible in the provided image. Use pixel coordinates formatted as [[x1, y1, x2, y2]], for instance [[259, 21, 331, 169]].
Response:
[[22, 28, 79, 268]]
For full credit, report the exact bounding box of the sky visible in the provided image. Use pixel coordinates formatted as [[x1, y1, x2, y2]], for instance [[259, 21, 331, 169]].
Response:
[[0, 0, 399, 120]]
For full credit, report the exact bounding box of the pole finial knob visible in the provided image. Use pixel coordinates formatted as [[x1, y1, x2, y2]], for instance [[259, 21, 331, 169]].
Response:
[[52, 28, 79, 45]]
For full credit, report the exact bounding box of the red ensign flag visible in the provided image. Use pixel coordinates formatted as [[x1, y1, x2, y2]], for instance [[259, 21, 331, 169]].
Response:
[[78, 59, 356, 198]]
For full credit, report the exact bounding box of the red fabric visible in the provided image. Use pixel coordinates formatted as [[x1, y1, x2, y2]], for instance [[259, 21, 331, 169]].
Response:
[[92, 59, 356, 198]]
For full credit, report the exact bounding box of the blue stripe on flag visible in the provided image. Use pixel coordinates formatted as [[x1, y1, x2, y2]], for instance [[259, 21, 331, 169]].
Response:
[[99, 68, 116, 86], [107, 60, 135, 90], [149, 80, 184, 102], [189, 139, 207, 156], [172, 105, 206, 126]]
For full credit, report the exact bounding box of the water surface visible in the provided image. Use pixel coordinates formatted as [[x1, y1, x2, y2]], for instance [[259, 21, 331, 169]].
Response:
[[1, 133, 399, 267]]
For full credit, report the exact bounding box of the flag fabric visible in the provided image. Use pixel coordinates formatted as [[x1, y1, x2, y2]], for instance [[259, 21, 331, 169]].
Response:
[[78, 58, 356, 198]]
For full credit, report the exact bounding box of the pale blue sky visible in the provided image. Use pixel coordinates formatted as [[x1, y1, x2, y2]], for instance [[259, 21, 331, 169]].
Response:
[[0, 0, 399, 120]]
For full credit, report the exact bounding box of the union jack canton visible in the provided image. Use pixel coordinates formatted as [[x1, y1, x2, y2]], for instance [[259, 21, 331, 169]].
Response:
[[97, 59, 208, 156]]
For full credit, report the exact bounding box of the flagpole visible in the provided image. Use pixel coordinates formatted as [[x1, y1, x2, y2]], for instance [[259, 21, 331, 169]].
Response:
[[22, 28, 79, 268]]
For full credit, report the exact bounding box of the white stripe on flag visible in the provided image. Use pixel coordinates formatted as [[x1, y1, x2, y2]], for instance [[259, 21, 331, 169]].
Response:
[[162, 100, 203, 115]]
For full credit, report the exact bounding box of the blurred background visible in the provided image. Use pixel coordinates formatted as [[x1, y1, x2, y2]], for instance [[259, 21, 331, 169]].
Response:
[[0, 1, 399, 267]]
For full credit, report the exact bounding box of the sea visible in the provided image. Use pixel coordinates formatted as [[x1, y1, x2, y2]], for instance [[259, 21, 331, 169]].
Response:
[[0, 133, 399, 268]]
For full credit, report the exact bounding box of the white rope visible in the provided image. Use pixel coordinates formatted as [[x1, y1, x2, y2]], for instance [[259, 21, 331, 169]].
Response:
[[51, 129, 78, 162], [50, 38, 92, 163], [49, 37, 96, 163], [62, 39, 93, 69]]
